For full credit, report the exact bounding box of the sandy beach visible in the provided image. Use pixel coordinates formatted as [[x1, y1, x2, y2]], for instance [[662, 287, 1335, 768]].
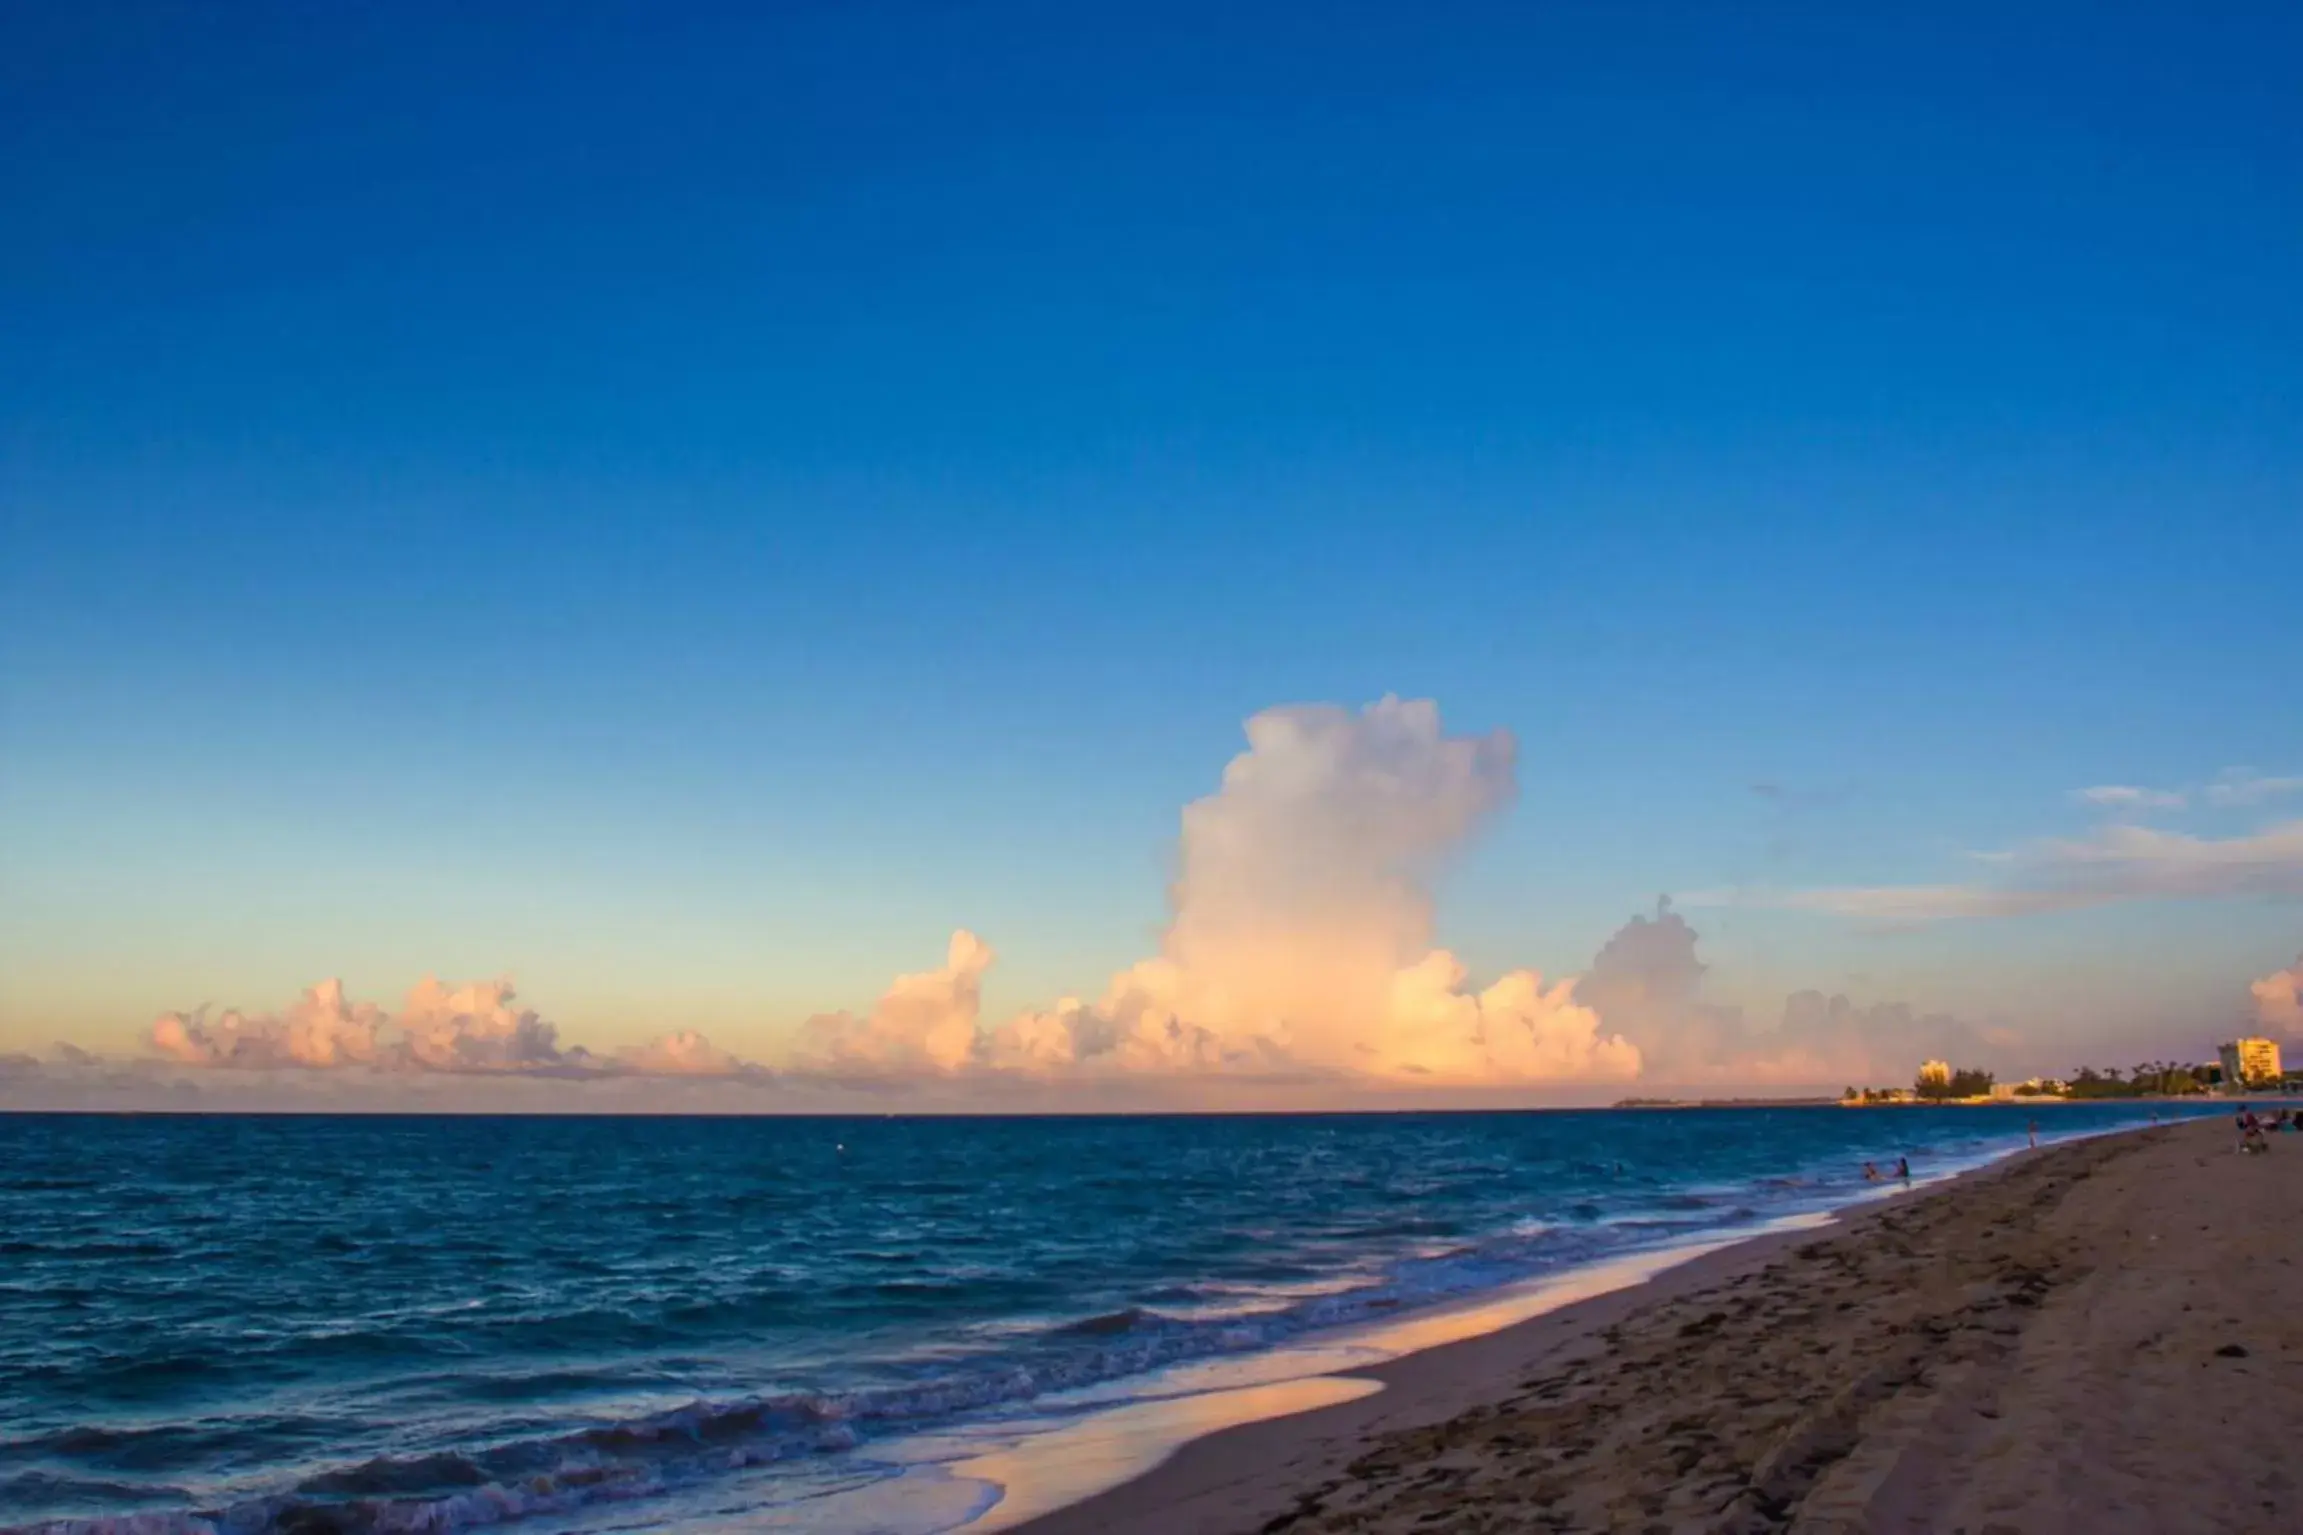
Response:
[[1011, 1117, 2303, 1534]]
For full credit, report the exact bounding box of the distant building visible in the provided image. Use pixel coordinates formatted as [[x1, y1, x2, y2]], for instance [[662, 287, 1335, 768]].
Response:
[[1990, 1083, 2020, 1101], [1918, 1059, 1952, 1089], [2218, 1038, 2283, 1090]]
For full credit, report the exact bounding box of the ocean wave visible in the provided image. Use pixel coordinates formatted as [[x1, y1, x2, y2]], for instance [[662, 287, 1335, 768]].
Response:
[[5, 1247, 1578, 1535], [45, 1243, 179, 1263], [10, 1461, 668, 1535], [14, 1179, 1819, 1532], [1135, 1283, 1215, 1303], [1, 1419, 340, 1469], [0, 1476, 193, 1515], [298, 1454, 492, 1498], [5, 1109, 2137, 1535], [1049, 1308, 1150, 1337]]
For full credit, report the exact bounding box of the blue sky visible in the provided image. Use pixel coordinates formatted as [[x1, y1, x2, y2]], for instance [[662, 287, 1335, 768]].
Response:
[[3, 2, 2299, 1083]]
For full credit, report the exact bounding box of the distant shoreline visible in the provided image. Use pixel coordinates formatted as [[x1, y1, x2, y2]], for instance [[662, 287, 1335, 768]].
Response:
[[1613, 1093, 2299, 1110]]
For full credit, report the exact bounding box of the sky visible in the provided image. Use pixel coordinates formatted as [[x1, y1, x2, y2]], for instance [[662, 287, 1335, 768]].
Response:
[[2, 1, 2299, 1110]]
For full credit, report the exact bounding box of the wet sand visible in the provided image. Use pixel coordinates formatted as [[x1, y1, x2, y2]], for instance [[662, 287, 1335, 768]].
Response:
[[1010, 1117, 2303, 1534]]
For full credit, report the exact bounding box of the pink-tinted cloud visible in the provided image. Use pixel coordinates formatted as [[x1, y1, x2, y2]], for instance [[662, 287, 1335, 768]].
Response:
[[152, 980, 387, 1069], [121, 697, 1640, 1100], [2253, 956, 2303, 1038], [985, 960, 1231, 1075], [793, 931, 996, 1075], [396, 977, 571, 1073], [615, 1029, 758, 1077], [1576, 899, 2007, 1088], [149, 977, 757, 1080], [1575, 899, 1747, 1079], [81, 700, 2284, 1108], [791, 698, 1641, 1087]]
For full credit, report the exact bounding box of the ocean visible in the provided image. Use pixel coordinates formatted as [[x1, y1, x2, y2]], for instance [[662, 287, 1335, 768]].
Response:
[[0, 1104, 2213, 1535]]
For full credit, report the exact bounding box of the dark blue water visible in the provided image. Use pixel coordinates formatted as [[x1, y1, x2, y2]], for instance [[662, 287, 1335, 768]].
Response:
[[0, 1105, 2208, 1534]]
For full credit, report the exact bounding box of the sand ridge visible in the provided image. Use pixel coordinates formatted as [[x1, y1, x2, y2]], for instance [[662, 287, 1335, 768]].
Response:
[[1015, 1118, 2303, 1535]]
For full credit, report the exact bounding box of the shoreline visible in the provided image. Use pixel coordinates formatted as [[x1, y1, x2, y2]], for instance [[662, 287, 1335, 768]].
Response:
[[958, 1215, 1834, 1533], [991, 1115, 2286, 1534], [979, 1219, 1835, 1535]]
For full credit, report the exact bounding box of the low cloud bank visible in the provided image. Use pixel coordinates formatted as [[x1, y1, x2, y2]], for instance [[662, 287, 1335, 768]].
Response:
[[41, 699, 2291, 1109], [1577, 899, 2008, 1088], [151, 978, 759, 1080], [121, 699, 1641, 1096]]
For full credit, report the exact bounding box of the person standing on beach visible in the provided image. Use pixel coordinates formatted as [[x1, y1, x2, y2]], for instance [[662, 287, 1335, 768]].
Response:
[[2028, 1119, 2038, 1149]]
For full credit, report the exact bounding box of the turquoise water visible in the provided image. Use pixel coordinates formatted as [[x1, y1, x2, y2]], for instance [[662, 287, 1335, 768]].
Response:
[[0, 1104, 2209, 1533]]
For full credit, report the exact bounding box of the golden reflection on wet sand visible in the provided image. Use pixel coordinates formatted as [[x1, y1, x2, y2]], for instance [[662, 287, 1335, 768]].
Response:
[[957, 1375, 1382, 1532], [957, 1215, 1835, 1531]]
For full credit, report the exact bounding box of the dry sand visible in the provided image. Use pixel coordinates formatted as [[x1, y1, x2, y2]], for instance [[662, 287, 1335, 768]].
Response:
[[1012, 1117, 2303, 1534]]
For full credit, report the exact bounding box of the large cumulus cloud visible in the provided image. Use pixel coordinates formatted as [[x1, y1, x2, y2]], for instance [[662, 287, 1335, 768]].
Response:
[[793, 697, 1641, 1086]]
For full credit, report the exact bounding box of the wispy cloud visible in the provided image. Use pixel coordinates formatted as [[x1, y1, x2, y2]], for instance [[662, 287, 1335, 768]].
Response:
[[1760, 818, 2303, 926], [2072, 784, 2188, 812], [2068, 768, 2303, 815], [2206, 769, 2303, 809]]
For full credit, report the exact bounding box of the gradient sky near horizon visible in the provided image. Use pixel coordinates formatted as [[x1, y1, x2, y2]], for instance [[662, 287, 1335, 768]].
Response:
[[3, 2, 2299, 1091]]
